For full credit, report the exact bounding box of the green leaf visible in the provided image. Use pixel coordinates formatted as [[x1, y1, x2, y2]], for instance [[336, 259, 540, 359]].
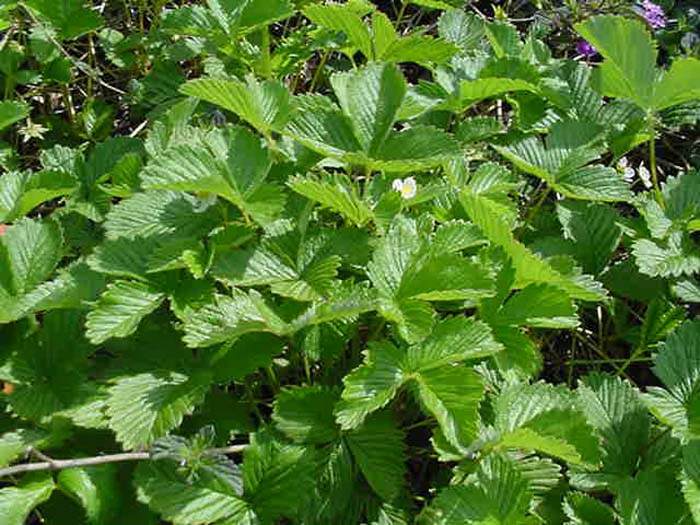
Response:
[[58, 465, 121, 524], [303, 4, 373, 58], [489, 284, 579, 328], [331, 62, 406, 156], [575, 15, 657, 110], [335, 341, 406, 430], [495, 383, 600, 466], [655, 58, 700, 111], [25, 0, 103, 39], [273, 386, 339, 444], [239, 0, 294, 32], [85, 280, 165, 344], [578, 373, 650, 479], [182, 290, 287, 348], [135, 460, 254, 525], [460, 78, 539, 108], [0, 218, 62, 298], [373, 125, 460, 172], [0, 100, 29, 131], [141, 127, 284, 225], [646, 320, 700, 437], [106, 371, 210, 449], [414, 364, 484, 449], [0, 474, 55, 525], [288, 173, 373, 226], [243, 431, 317, 522], [180, 76, 292, 135], [556, 201, 622, 275], [493, 121, 631, 202], [381, 35, 458, 66], [617, 469, 690, 525], [345, 412, 405, 502], [460, 191, 606, 301], [404, 316, 502, 372], [632, 235, 700, 278], [438, 10, 485, 52], [564, 492, 615, 525], [419, 454, 532, 525]]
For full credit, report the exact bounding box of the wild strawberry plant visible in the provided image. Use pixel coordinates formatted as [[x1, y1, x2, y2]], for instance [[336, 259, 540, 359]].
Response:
[[0, 1, 700, 524]]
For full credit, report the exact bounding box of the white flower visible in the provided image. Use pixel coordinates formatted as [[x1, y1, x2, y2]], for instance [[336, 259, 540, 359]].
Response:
[[617, 157, 635, 183], [18, 120, 48, 143], [391, 177, 417, 200], [638, 161, 653, 189]]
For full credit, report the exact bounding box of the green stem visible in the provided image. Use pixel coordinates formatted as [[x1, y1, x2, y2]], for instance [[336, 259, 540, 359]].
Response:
[[309, 50, 330, 93], [649, 129, 664, 207], [395, 2, 407, 31], [525, 186, 551, 225]]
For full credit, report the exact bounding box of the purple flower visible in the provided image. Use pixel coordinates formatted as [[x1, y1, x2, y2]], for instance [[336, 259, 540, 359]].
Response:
[[641, 0, 667, 29], [576, 39, 597, 57]]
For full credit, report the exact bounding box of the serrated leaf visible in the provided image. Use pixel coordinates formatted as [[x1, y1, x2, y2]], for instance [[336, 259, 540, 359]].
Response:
[[58, 465, 121, 524], [0, 100, 29, 131], [381, 34, 458, 66], [495, 383, 600, 466], [303, 4, 373, 58], [654, 58, 700, 110], [331, 62, 406, 156], [0, 218, 62, 299], [489, 284, 579, 328], [460, 78, 538, 108], [405, 316, 502, 371], [564, 492, 615, 525], [135, 461, 253, 525], [242, 432, 317, 522], [413, 365, 484, 449], [85, 280, 165, 344], [617, 469, 690, 525], [556, 201, 622, 275], [0, 474, 55, 525], [180, 76, 292, 134], [106, 371, 209, 449], [141, 127, 284, 225], [419, 454, 532, 525], [273, 386, 339, 444], [575, 16, 657, 110], [345, 412, 405, 502], [578, 373, 650, 478], [335, 341, 405, 430], [288, 173, 373, 226], [182, 290, 287, 348], [25, 0, 103, 39]]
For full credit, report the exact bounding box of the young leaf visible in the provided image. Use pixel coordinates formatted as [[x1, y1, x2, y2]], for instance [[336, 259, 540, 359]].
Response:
[[58, 465, 121, 525]]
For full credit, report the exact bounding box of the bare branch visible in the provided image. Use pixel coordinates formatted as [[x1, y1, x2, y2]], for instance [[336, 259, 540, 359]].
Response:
[[0, 444, 247, 479]]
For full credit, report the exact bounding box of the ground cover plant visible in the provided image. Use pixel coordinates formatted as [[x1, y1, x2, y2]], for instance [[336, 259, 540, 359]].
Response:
[[0, 0, 700, 523]]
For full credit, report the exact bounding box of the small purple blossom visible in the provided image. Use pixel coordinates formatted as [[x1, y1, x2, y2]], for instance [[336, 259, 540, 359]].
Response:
[[641, 0, 667, 29], [576, 39, 597, 57]]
